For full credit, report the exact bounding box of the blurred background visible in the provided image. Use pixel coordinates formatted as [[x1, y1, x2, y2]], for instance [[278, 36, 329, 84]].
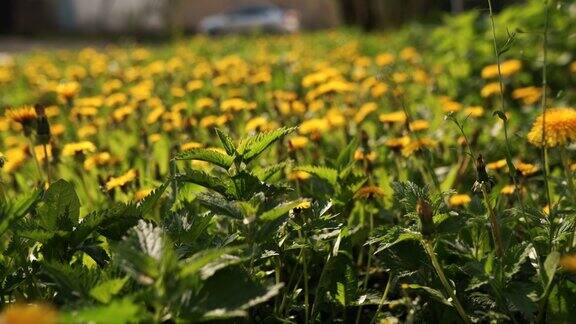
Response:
[[0, 0, 520, 37]]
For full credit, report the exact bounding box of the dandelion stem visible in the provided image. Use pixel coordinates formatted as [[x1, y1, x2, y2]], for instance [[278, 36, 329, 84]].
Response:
[[27, 138, 44, 184], [369, 272, 393, 324], [481, 185, 504, 258], [422, 239, 472, 324], [42, 143, 51, 185]]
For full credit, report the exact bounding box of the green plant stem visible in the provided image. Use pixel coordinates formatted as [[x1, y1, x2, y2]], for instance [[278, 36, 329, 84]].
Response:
[[297, 229, 310, 324], [42, 143, 51, 184], [559, 148, 576, 247], [539, 0, 553, 219], [486, 0, 523, 208], [27, 138, 44, 184], [355, 208, 375, 324], [370, 272, 393, 324], [310, 251, 331, 322], [422, 240, 472, 324], [481, 185, 504, 258]]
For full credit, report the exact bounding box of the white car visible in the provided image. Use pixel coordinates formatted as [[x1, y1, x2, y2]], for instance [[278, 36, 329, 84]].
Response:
[[199, 5, 300, 35]]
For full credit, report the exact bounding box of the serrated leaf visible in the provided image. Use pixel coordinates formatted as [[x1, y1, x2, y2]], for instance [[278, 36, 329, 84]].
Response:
[[237, 127, 296, 162], [336, 138, 358, 172], [0, 189, 42, 237], [197, 192, 244, 219], [372, 226, 422, 254], [181, 246, 242, 277], [402, 283, 452, 306], [295, 165, 338, 186], [215, 128, 237, 156], [259, 199, 308, 221], [37, 179, 80, 231], [137, 182, 168, 215], [253, 162, 288, 182], [174, 148, 234, 169], [177, 169, 236, 199]]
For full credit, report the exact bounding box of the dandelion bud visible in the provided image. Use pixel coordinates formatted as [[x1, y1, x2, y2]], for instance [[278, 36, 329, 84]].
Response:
[[473, 154, 495, 193], [416, 199, 434, 238], [35, 104, 51, 145]]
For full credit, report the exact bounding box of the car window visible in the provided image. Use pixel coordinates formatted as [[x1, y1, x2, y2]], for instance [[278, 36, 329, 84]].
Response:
[[230, 6, 276, 17]]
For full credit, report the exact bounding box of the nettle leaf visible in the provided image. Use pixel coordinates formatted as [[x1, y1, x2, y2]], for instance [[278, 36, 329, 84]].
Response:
[[402, 283, 452, 306], [174, 148, 234, 169], [89, 277, 128, 304], [253, 161, 288, 182], [503, 242, 532, 280], [177, 169, 236, 199], [335, 264, 358, 307], [547, 279, 576, 323], [64, 298, 142, 324], [215, 128, 237, 156], [0, 188, 42, 237], [191, 266, 283, 320], [372, 226, 422, 254], [137, 182, 168, 215], [197, 192, 244, 220], [259, 199, 309, 221], [231, 171, 264, 201], [392, 181, 430, 212], [37, 179, 80, 231], [336, 138, 358, 172], [113, 221, 164, 282], [181, 246, 242, 277], [295, 165, 338, 186], [237, 126, 296, 162]]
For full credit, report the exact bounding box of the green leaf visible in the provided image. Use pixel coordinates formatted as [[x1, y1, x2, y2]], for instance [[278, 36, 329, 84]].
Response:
[[543, 251, 560, 286], [215, 128, 237, 156], [402, 283, 452, 306], [336, 138, 358, 172], [37, 179, 80, 231], [259, 199, 309, 222], [0, 189, 42, 237], [295, 165, 338, 186], [547, 280, 576, 323], [137, 182, 168, 215], [181, 246, 242, 277], [372, 227, 422, 254], [89, 278, 128, 304], [253, 162, 288, 182], [197, 192, 244, 220], [192, 266, 283, 320], [237, 126, 296, 162], [174, 148, 234, 169], [177, 169, 236, 199], [62, 298, 142, 324]]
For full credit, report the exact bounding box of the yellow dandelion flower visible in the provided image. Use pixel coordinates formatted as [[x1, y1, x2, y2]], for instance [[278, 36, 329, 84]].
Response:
[[34, 144, 53, 162], [464, 106, 485, 118], [105, 169, 138, 191], [6, 106, 37, 133], [56, 81, 81, 101], [245, 117, 268, 133], [487, 159, 507, 171], [512, 86, 542, 106], [515, 161, 538, 176], [294, 200, 312, 209], [354, 102, 377, 124], [83, 152, 112, 171], [385, 136, 411, 149], [376, 53, 395, 66], [355, 186, 385, 199], [354, 149, 377, 162], [288, 170, 311, 181], [409, 119, 429, 131], [62, 141, 96, 157], [299, 118, 330, 135], [288, 136, 309, 150], [0, 303, 58, 324], [481, 59, 522, 79], [500, 185, 516, 195], [527, 107, 576, 147], [3, 147, 27, 173], [449, 194, 472, 207], [560, 254, 576, 273], [439, 97, 462, 113], [481, 82, 503, 98], [135, 188, 154, 201], [186, 80, 204, 92], [379, 111, 407, 124]]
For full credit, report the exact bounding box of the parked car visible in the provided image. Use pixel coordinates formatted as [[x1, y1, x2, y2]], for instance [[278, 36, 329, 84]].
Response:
[[199, 5, 300, 35]]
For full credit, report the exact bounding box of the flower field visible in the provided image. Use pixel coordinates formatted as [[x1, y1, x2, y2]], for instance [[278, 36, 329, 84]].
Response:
[[1, 1, 576, 323]]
